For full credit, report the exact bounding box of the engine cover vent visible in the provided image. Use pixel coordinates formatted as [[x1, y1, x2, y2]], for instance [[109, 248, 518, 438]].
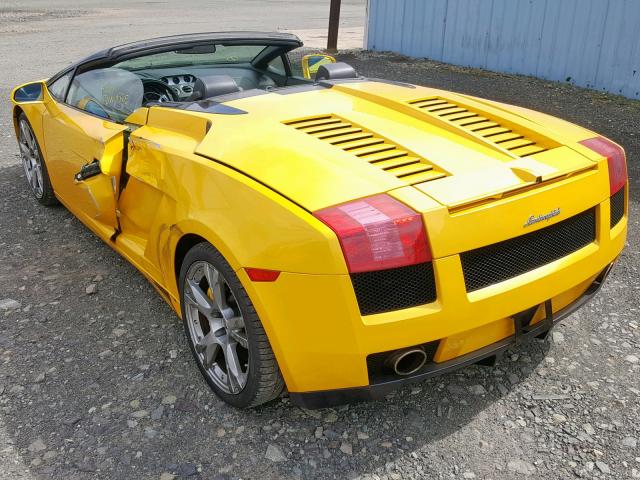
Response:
[[408, 97, 549, 158], [284, 114, 448, 185]]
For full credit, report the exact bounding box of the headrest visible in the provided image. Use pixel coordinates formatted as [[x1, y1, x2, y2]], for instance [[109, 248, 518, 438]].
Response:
[[315, 62, 358, 81], [189, 75, 241, 101]]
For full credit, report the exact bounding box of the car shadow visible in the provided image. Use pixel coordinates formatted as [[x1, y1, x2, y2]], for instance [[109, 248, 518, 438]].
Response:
[[0, 164, 549, 479]]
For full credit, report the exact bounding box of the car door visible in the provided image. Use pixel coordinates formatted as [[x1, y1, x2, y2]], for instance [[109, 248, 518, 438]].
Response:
[[42, 67, 144, 241]]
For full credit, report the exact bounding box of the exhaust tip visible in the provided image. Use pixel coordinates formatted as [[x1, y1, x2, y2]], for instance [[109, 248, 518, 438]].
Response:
[[386, 348, 427, 376]]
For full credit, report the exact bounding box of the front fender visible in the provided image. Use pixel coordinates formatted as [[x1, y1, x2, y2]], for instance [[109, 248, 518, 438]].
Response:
[[11, 80, 54, 159]]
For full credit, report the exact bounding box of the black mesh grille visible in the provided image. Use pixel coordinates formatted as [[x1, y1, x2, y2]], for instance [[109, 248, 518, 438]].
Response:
[[350, 262, 437, 315], [461, 208, 596, 292], [610, 187, 625, 227]]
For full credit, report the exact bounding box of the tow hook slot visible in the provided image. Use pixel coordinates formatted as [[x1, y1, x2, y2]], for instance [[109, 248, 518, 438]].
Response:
[[74, 160, 101, 182], [512, 299, 553, 344]]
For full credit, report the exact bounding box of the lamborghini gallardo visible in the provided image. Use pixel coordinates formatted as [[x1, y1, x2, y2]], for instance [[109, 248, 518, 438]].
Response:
[[11, 32, 627, 408]]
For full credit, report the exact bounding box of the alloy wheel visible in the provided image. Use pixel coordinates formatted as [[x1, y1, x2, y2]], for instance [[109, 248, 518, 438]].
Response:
[[18, 119, 44, 199], [183, 260, 249, 394]]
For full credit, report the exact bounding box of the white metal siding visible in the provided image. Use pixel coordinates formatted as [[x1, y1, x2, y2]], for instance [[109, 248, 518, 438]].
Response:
[[366, 0, 640, 99]]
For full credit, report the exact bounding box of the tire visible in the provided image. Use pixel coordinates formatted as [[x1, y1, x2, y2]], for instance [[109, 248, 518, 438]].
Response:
[[17, 112, 58, 206], [179, 242, 284, 408]]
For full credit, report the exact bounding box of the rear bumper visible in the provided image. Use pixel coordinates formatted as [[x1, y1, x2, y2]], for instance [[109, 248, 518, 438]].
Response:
[[240, 193, 626, 402], [289, 263, 613, 409]]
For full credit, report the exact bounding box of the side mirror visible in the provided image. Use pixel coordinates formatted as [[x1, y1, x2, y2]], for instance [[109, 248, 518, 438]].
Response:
[[301, 54, 336, 80], [12, 82, 44, 103]]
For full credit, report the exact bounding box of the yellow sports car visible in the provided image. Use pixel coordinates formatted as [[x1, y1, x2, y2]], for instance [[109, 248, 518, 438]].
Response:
[[11, 32, 627, 408]]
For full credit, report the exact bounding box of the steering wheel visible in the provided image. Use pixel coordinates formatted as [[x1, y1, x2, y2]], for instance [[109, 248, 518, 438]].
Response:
[[142, 80, 177, 104]]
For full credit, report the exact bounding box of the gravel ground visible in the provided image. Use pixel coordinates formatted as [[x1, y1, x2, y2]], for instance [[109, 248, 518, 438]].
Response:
[[1, 5, 639, 480]]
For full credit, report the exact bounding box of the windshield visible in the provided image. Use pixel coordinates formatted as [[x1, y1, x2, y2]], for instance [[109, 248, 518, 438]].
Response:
[[114, 44, 267, 70]]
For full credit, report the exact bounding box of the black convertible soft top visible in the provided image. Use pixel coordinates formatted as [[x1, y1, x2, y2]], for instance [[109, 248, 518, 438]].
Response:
[[48, 31, 303, 84]]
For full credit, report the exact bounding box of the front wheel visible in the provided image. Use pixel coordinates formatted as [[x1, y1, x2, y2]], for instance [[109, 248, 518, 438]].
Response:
[[17, 113, 58, 206], [179, 242, 284, 408]]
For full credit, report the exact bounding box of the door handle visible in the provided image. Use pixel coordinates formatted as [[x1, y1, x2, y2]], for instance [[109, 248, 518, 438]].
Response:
[[75, 160, 102, 182]]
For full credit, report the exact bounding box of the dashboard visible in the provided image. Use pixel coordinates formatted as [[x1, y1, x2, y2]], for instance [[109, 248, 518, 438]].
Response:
[[136, 66, 280, 103], [160, 74, 196, 100]]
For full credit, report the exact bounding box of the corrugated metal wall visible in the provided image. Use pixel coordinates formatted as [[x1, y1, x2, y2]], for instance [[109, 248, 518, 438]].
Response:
[[366, 0, 640, 99]]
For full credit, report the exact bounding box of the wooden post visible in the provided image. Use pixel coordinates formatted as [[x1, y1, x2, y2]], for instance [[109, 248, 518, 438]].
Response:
[[327, 0, 342, 52]]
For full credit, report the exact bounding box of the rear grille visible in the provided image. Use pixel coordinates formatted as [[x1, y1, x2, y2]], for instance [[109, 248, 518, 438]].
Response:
[[408, 97, 550, 157], [284, 115, 447, 185], [461, 208, 596, 292], [351, 262, 437, 315], [610, 187, 625, 227]]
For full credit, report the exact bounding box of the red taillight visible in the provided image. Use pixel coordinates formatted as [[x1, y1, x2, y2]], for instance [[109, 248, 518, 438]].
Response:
[[579, 136, 627, 194], [245, 268, 280, 282], [314, 194, 431, 273]]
